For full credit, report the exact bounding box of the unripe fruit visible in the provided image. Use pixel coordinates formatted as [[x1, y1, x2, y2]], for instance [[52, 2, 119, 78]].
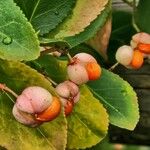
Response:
[[138, 43, 150, 54], [35, 97, 61, 122], [131, 50, 144, 69], [16, 86, 52, 114], [12, 104, 41, 127], [67, 53, 101, 85], [115, 45, 133, 66]]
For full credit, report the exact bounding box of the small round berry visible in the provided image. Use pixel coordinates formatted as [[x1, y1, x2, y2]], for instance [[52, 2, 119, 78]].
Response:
[[67, 63, 89, 85], [85, 62, 101, 80], [12, 104, 41, 127], [116, 45, 133, 66], [131, 50, 144, 69], [16, 86, 52, 114], [73, 53, 97, 64], [35, 97, 61, 122]]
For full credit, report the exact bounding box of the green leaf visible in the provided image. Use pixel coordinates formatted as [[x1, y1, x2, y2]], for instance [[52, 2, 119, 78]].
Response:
[[29, 55, 109, 149], [28, 55, 68, 83], [0, 59, 67, 150], [14, 0, 76, 35], [0, 0, 40, 61], [69, 44, 105, 67], [67, 85, 108, 149], [134, 0, 150, 33], [40, 0, 111, 48], [87, 69, 139, 130]]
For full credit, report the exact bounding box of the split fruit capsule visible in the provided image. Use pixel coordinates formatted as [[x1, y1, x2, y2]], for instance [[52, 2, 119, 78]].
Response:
[[67, 53, 101, 85], [131, 32, 150, 49], [12, 86, 61, 126], [56, 80, 80, 116]]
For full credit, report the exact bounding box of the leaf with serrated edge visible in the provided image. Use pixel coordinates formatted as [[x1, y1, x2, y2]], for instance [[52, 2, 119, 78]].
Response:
[[67, 85, 108, 149], [14, 0, 76, 35], [0, 0, 40, 61], [30, 55, 109, 149], [50, 0, 109, 38], [40, 1, 111, 48], [87, 69, 139, 130], [0, 59, 67, 150]]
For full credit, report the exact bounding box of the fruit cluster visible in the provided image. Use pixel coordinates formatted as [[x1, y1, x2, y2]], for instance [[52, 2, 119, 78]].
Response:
[[0, 53, 101, 127], [116, 32, 150, 69], [56, 53, 101, 117]]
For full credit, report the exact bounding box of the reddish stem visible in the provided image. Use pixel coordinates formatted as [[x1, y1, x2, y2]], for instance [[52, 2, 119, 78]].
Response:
[[0, 83, 18, 98]]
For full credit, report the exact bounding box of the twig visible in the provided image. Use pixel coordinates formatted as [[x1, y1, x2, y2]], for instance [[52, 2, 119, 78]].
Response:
[[108, 62, 119, 71], [46, 77, 58, 86], [132, 0, 140, 32], [0, 83, 18, 98], [40, 47, 59, 55], [31, 61, 58, 87], [2, 91, 15, 103], [67, 53, 73, 63]]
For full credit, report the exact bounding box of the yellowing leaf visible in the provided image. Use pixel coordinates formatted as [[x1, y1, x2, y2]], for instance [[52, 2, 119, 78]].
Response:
[[67, 85, 109, 149], [0, 59, 67, 150], [55, 0, 109, 38]]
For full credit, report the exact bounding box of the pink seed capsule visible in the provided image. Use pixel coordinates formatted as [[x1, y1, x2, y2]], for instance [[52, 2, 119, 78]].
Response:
[[16, 86, 52, 114], [67, 63, 89, 85], [132, 32, 150, 44], [73, 53, 97, 64], [12, 104, 41, 127], [116, 45, 133, 66], [67, 53, 101, 85], [56, 81, 80, 103]]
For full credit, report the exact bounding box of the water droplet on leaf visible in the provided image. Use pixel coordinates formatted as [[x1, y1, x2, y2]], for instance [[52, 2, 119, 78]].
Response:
[[2, 37, 12, 45]]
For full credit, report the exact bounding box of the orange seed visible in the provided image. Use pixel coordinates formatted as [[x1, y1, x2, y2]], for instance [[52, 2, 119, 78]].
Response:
[[35, 97, 61, 122], [131, 50, 144, 69], [65, 101, 74, 116], [138, 43, 150, 54], [86, 62, 101, 80]]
